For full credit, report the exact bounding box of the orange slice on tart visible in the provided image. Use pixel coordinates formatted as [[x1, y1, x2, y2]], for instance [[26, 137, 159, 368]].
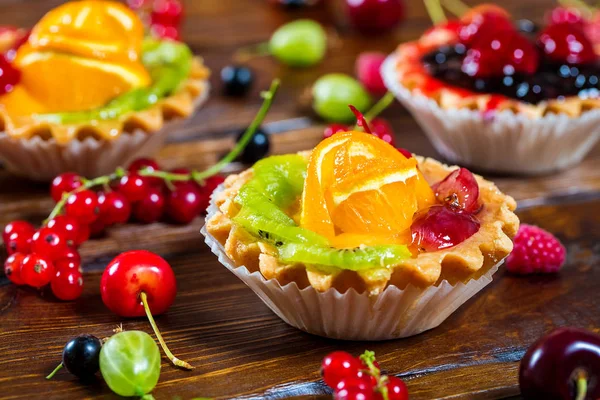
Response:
[[300, 131, 435, 248]]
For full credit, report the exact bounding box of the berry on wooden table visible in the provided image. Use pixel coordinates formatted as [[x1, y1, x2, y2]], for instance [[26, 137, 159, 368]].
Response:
[[4, 253, 26, 285], [221, 65, 254, 97], [166, 182, 203, 224], [116, 174, 150, 203], [132, 186, 166, 223], [31, 227, 68, 261], [65, 190, 99, 224], [51, 268, 84, 301], [385, 376, 409, 400], [20, 253, 54, 287], [56, 247, 81, 265], [47, 216, 81, 246], [5, 229, 34, 255], [321, 351, 363, 388], [505, 224, 566, 274], [128, 158, 162, 187], [50, 173, 83, 203], [236, 128, 270, 164], [3, 220, 34, 244], [46, 334, 102, 380], [97, 191, 132, 226]]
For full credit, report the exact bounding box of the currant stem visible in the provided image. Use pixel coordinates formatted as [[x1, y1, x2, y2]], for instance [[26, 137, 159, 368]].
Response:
[[46, 362, 63, 379], [139, 291, 193, 370], [234, 41, 271, 63], [574, 370, 588, 400], [359, 351, 389, 400], [423, 0, 447, 25], [440, 0, 470, 17]]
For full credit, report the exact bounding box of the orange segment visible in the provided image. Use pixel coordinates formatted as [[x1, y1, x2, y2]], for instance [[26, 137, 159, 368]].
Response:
[[301, 131, 435, 248]]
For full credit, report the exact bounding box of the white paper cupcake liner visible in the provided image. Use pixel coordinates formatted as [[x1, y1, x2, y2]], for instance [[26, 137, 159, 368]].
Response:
[[0, 83, 210, 181], [201, 184, 501, 341], [381, 54, 600, 174]]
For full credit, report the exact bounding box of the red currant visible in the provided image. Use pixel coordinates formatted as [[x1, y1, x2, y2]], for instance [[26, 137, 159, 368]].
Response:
[[128, 158, 162, 187], [150, 23, 180, 41], [97, 191, 131, 226], [46, 215, 80, 245], [21, 254, 54, 287], [336, 375, 374, 392], [51, 268, 84, 301], [198, 175, 225, 213], [75, 224, 90, 246], [324, 124, 348, 139], [322, 351, 363, 389], [356, 52, 387, 96], [538, 22, 596, 65], [335, 386, 376, 400], [150, 0, 183, 27], [55, 258, 83, 274], [385, 376, 409, 400], [4, 252, 26, 285], [345, 0, 404, 34], [0, 54, 20, 95], [31, 227, 68, 261], [132, 186, 166, 224], [117, 174, 150, 203], [3, 220, 35, 245], [369, 118, 395, 146], [165, 182, 202, 224], [65, 190, 99, 224], [411, 205, 480, 252], [6, 230, 33, 255], [56, 247, 81, 265], [432, 168, 480, 213], [50, 173, 83, 203]]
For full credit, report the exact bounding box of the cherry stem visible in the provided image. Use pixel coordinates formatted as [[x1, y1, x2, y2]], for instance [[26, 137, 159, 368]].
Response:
[[364, 91, 395, 122], [359, 351, 389, 400], [575, 370, 588, 400], [424, 0, 447, 24], [233, 41, 271, 63], [140, 291, 193, 370], [439, 0, 470, 17], [42, 79, 280, 224], [45, 362, 63, 380]]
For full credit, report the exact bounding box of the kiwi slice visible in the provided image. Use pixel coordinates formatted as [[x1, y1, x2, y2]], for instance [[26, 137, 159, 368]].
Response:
[[252, 155, 307, 208], [234, 208, 328, 246], [235, 182, 295, 226], [278, 243, 411, 271]]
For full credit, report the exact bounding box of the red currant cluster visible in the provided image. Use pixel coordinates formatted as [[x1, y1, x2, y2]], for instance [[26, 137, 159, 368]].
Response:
[[321, 351, 408, 400], [2, 157, 224, 301], [128, 0, 184, 41]]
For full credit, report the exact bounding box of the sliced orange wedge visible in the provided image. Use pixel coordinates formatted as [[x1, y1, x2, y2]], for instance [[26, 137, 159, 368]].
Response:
[[301, 131, 435, 248]]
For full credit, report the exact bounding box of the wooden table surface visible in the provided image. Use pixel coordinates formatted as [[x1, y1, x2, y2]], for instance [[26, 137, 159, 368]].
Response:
[[1, 0, 600, 399]]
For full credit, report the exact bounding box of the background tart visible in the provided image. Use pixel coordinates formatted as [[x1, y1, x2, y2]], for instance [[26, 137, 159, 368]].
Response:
[[206, 153, 519, 296]]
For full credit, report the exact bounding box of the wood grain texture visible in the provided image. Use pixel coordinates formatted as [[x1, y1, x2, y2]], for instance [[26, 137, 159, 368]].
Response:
[[0, 0, 599, 399]]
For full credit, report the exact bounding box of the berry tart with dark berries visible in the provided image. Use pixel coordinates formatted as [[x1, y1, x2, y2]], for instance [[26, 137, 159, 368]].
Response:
[[382, 4, 600, 174], [203, 114, 518, 340], [0, 0, 210, 181]]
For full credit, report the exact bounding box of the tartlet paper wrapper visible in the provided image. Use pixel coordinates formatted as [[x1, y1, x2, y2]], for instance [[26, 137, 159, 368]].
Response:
[[0, 83, 210, 182], [201, 184, 501, 341], [381, 54, 600, 174]]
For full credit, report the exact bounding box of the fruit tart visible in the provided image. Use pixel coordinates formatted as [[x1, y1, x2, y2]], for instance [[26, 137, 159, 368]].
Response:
[[0, 0, 210, 181], [382, 5, 600, 174], [202, 130, 519, 340]]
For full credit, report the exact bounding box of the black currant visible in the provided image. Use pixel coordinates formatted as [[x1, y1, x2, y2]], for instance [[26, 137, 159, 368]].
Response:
[[62, 334, 102, 379], [236, 128, 270, 164], [516, 19, 538, 34], [278, 0, 310, 9], [221, 65, 254, 96]]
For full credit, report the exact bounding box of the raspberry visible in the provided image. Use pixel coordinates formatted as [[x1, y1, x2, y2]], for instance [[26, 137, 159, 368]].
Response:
[[505, 224, 566, 274]]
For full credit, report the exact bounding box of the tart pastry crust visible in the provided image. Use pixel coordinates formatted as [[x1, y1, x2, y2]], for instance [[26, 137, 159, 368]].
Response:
[[206, 153, 519, 296], [394, 35, 600, 118], [0, 57, 210, 145]]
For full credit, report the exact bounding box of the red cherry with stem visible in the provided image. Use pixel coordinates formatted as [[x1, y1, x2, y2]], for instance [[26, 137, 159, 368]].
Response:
[[128, 158, 162, 187], [150, 0, 183, 27], [538, 22, 596, 65], [385, 376, 409, 400], [46, 215, 81, 246], [4, 252, 26, 285], [369, 118, 395, 146], [31, 227, 69, 261], [3, 220, 35, 245], [519, 327, 600, 400], [0, 54, 20, 95], [356, 52, 387, 96], [335, 386, 376, 400], [132, 186, 166, 224], [51, 269, 84, 301], [431, 168, 480, 213], [100, 250, 192, 369], [21, 254, 54, 287], [150, 23, 180, 41], [97, 191, 131, 226], [117, 174, 150, 203], [6, 230, 33, 255], [345, 0, 404, 34], [324, 124, 348, 139], [56, 247, 81, 265], [322, 351, 364, 389], [50, 173, 83, 203], [411, 205, 480, 252], [65, 190, 99, 224], [166, 182, 202, 224]]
